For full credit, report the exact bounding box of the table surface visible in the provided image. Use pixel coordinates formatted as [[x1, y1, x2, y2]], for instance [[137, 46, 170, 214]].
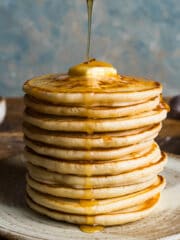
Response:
[[0, 97, 179, 239]]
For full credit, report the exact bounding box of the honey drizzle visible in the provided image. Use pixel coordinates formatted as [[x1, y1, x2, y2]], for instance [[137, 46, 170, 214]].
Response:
[[79, 0, 103, 233], [79, 61, 103, 234], [79, 114, 99, 232], [80, 225, 104, 233], [86, 0, 94, 61], [158, 96, 170, 112]]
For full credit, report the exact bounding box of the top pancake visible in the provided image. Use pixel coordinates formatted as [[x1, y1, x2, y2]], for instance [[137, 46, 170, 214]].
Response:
[[23, 74, 162, 106]]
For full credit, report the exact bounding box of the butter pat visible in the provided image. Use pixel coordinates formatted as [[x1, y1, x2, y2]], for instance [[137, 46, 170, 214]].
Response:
[[68, 60, 117, 78]]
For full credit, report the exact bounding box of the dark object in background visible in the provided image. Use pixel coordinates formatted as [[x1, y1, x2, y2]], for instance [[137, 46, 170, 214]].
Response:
[[157, 136, 180, 155], [168, 95, 180, 120], [157, 96, 180, 155]]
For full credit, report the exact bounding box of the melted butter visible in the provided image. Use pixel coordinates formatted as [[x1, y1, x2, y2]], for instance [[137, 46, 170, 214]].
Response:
[[68, 59, 118, 78], [80, 225, 104, 233]]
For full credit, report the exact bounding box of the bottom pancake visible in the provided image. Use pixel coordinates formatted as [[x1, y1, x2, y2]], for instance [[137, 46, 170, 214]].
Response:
[[26, 194, 160, 226]]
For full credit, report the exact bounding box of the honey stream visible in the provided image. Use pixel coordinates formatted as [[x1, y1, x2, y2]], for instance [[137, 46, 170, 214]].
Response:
[[80, 0, 104, 233], [79, 2, 104, 227], [86, 0, 94, 61]]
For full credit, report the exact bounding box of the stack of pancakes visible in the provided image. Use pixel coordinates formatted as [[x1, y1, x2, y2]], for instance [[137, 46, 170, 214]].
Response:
[[23, 61, 168, 232]]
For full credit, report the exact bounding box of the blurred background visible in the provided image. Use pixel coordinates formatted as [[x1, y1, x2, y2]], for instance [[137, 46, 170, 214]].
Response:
[[0, 0, 179, 96]]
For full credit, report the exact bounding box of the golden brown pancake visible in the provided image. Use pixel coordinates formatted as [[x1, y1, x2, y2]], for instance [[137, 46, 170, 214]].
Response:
[[23, 74, 162, 106], [26, 175, 158, 199], [23, 108, 167, 132], [24, 137, 154, 161], [27, 153, 167, 188], [24, 94, 160, 118], [23, 122, 161, 148], [24, 142, 161, 176]]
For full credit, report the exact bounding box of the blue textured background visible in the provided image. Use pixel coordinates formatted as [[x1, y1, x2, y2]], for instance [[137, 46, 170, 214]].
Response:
[[0, 0, 179, 96]]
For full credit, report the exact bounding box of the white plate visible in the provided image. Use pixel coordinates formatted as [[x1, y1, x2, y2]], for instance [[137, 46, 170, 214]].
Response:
[[0, 154, 179, 240]]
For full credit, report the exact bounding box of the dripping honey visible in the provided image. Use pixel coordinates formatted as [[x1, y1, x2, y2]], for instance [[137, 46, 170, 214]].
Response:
[[86, 0, 94, 61]]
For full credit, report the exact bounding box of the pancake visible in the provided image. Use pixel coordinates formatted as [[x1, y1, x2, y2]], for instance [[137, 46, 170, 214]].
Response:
[[24, 108, 167, 133], [27, 152, 167, 188], [24, 138, 154, 161], [27, 193, 160, 226], [24, 94, 160, 118], [24, 142, 161, 176], [26, 175, 165, 215], [26, 175, 158, 199], [23, 74, 162, 106], [23, 123, 161, 148]]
